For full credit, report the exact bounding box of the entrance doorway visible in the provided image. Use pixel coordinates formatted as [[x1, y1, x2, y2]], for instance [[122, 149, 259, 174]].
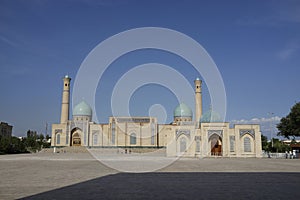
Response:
[[210, 135, 222, 156], [180, 137, 187, 153], [71, 128, 82, 146], [72, 133, 81, 146]]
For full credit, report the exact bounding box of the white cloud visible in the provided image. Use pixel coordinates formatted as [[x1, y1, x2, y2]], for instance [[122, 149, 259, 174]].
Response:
[[0, 34, 18, 47], [278, 42, 300, 60], [230, 116, 281, 139]]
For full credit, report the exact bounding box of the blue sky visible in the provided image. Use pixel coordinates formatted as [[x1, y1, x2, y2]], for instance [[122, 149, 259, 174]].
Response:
[[0, 0, 299, 139]]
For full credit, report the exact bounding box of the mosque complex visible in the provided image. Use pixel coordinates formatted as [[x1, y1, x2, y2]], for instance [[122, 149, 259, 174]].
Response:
[[51, 76, 262, 157]]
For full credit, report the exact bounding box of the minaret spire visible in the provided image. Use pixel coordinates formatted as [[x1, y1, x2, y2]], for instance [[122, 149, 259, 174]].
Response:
[[60, 75, 71, 123], [194, 77, 202, 123]]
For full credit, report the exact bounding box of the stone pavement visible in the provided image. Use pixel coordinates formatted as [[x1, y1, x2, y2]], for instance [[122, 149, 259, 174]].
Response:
[[0, 152, 300, 199]]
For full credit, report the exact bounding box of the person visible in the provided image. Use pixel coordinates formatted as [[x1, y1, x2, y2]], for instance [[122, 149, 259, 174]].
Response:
[[267, 151, 271, 158], [289, 151, 292, 159], [293, 150, 296, 159], [285, 151, 288, 159]]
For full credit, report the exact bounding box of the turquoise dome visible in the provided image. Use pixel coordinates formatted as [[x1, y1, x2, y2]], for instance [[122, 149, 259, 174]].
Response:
[[200, 109, 222, 123], [174, 103, 193, 117], [73, 101, 92, 116]]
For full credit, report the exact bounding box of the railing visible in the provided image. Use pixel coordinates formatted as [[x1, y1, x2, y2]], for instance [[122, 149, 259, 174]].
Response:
[[262, 152, 286, 158], [210, 152, 222, 156]]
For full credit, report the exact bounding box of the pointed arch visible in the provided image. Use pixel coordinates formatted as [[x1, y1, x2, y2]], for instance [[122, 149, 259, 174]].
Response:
[[180, 137, 187, 153], [209, 133, 222, 156], [130, 133, 136, 145], [71, 128, 82, 146], [56, 134, 60, 145], [243, 136, 251, 152]]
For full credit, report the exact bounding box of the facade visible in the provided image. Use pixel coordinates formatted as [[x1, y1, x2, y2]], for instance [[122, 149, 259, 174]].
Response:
[[52, 76, 262, 157], [0, 122, 13, 138]]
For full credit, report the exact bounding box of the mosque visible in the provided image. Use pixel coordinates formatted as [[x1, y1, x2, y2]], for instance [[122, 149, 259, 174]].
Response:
[[51, 76, 262, 157]]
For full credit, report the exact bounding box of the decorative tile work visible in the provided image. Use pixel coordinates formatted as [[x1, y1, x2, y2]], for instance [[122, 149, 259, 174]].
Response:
[[230, 136, 235, 152], [195, 136, 201, 141], [207, 130, 223, 139], [176, 129, 191, 139], [92, 130, 99, 135], [55, 129, 62, 134], [240, 129, 255, 139]]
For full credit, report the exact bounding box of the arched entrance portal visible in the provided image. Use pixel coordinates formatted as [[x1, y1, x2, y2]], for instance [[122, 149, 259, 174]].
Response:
[[180, 137, 187, 153], [209, 134, 222, 156], [177, 135, 188, 156], [71, 128, 82, 146]]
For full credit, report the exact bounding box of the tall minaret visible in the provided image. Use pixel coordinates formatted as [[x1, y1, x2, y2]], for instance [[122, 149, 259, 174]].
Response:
[[194, 78, 202, 123], [60, 75, 71, 123]]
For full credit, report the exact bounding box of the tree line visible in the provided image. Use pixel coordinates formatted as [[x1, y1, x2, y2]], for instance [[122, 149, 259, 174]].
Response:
[[262, 102, 300, 153], [0, 130, 51, 154]]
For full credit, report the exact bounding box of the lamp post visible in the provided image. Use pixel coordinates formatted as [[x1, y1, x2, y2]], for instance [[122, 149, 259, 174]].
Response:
[[268, 112, 274, 148]]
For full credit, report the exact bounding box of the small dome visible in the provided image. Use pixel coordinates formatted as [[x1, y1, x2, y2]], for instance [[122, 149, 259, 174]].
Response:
[[200, 108, 222, 123], [73, 101, 92, 116], [174, 103, 193, 117]]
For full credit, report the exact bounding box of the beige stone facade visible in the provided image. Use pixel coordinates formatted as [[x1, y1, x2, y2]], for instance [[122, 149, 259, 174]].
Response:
[[52, 76, 262, 158]]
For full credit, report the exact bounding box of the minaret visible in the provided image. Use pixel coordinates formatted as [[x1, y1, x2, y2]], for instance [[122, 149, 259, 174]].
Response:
[[194, 78, 202, 123], [60, 75, 71, 123]]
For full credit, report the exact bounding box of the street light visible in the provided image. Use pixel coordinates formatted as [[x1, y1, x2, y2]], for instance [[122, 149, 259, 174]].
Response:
[[268, 112, 274, 148]]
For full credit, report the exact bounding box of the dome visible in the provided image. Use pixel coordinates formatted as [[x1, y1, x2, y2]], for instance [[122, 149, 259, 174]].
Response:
[[174, 103, 193, 117], [200, 108, 222, 123], [73, 101, 92, 116]]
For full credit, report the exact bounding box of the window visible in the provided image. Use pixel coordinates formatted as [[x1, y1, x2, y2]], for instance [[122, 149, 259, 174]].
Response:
[[56, 134, 60, 145], [196, 140, 200, 152], [93, 134, 98, 146], [244, 137, 251, 152], [111, 121, 115, 145], [180, 137, 186, 152], [151, 123, 155, 145], [230, 136, 235, 152], [130, 133, 136, 145]]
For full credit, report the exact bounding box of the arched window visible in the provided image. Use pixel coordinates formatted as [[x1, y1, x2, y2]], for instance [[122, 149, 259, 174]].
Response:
[[244, 137, 251, 152], [196, 140, 200, 152], [93, 134, 98, 146], [130, 133, 136, 145], [56, 134, 60, 145], [111, 121, 115, 145], [151, 123, 155, 145], [180, 137, 186, 152]]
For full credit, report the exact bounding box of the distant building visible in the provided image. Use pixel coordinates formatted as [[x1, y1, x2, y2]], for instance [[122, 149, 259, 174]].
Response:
[[52, 76, 262, 157], [0, 122, 13, 137]]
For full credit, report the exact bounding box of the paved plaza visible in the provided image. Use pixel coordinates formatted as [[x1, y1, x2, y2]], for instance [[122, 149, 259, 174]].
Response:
[[0, 151, 300, 199]]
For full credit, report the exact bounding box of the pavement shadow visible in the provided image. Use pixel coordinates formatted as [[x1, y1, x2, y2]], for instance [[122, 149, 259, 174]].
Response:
[[20, 172, 300, 199]]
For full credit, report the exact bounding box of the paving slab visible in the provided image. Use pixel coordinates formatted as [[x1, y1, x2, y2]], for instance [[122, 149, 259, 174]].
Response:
[[0, 152, 299, 199]]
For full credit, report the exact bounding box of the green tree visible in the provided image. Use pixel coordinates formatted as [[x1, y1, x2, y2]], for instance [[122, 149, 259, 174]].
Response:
[[271, 138, 289, 153], [261, 135, 269, 151], [39, 133, 44, 141], [0, 136, 10, 154], [0, 136, 28, 154], [25, 130, 40, 152], [7, 137, 27, 154], [46, 134, 51, 140], [277, 102, 300, 138]]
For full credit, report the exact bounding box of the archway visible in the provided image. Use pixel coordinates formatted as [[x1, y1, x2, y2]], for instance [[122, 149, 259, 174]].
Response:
[[209, 134, 222, 156], [180, 137, 187, 153], [71, 128, 82, 146]]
